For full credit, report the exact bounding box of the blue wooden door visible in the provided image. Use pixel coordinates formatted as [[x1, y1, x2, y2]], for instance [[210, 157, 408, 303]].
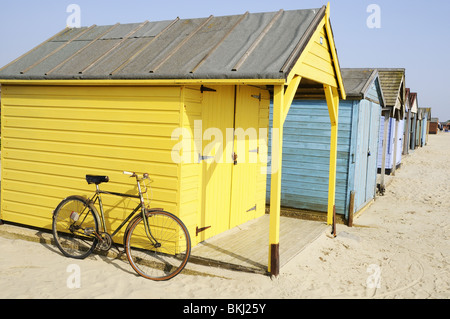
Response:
[[366, 100, 381, 203], [378, 116, 396, 170], [396, 120, 404, 165], [353, 100, 380, 211], [266, 100, 353, 216], [353, 101, 370, 210]]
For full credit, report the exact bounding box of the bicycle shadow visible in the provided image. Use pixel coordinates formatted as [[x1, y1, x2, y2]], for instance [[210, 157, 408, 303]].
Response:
[[34, 228, 138, 277]]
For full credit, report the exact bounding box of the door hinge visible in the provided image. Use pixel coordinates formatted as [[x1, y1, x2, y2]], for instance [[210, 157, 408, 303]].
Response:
[[201, 85, 217, 93], [251, 94, 261, 101], [198, 154, 215, 163], [196, 225, 211, 236], [246, 205, 257, 213]]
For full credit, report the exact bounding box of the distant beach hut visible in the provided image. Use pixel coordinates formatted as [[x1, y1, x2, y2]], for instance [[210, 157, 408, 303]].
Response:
[[266, 68, 383, 225], [403, 88, 420, 154], [416, 108, 424, 147], [408, 91, 419, 150], [377, 69, 406, 190], [418, 108, 431, 147], [429, 118, 439, 135]]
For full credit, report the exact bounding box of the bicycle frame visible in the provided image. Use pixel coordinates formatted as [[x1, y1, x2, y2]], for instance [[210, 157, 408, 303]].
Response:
[[87, 174, 155, 243], [90, 186, 142, 239]]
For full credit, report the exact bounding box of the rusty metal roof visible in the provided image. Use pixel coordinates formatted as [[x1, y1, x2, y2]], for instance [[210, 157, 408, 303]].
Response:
[[0, 7, 327, 81]]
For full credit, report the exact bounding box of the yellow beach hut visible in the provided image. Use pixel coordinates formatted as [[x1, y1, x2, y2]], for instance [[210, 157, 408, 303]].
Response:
[[0, 3, 345, 276]]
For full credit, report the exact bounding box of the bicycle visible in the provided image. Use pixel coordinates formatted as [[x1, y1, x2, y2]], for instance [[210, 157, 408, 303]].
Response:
[[52, 171, 191, 281]]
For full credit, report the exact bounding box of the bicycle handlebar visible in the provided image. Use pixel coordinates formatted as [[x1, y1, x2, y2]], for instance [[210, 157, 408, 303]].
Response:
[[123, 171, 151, 181]]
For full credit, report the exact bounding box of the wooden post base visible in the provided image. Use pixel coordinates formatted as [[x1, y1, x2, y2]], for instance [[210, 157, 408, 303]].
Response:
[[270, 243, 280, 277]]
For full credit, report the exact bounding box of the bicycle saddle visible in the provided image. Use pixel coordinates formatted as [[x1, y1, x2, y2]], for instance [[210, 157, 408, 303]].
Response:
[[86, 175, 109, 185]]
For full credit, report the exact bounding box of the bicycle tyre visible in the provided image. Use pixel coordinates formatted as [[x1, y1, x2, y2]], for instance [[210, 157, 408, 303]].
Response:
[[125, 211, 191, 281], [52, 196, 99, 259]]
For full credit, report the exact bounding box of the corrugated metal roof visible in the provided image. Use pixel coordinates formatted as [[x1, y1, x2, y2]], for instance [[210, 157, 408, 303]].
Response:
[[377, 68, 405, 108], [0, 7, 326, 81]]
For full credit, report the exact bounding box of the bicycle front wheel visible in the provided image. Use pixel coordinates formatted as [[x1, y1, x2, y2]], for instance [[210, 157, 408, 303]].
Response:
[[52, 196, 99, 259], [125, 211, 191, 281]]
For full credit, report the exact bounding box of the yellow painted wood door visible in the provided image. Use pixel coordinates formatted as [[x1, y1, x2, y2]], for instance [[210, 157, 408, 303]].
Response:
[[229, 86, 261, 228], [198, 86, 235, 242]]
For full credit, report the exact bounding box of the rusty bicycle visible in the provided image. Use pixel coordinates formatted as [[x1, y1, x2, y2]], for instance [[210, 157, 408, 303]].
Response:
[[52, 171, 191, 281]]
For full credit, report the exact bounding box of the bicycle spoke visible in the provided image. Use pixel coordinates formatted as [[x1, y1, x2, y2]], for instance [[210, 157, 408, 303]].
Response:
[[52, 197, 98, 259], [126, 211, 191, 281]]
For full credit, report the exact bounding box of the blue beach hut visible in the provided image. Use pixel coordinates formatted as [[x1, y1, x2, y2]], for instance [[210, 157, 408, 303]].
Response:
[[407, 90, 419, 150], [376, 69, 406, 191], [266, 68, 384, 224]]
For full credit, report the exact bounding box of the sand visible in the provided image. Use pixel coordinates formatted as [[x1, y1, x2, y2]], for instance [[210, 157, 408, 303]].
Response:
[[0, 134, 449, 299]]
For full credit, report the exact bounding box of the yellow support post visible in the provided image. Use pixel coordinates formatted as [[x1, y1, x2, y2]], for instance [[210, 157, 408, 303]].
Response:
[[324, 85, 339, 225], [268, 84, 284, 277], [268, 77, 301, 276]]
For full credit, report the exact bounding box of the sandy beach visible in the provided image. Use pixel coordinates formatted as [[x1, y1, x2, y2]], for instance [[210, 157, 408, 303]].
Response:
[[0, 134, 449, 300]]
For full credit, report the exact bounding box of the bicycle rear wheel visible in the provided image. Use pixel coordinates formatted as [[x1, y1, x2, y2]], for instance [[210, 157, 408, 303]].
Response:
[[125, 211, 191, 281], [52, 196, 99, 259]]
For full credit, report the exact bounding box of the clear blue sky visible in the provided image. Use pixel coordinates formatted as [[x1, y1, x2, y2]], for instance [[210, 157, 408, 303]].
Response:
[[1, 0, 449, 121]]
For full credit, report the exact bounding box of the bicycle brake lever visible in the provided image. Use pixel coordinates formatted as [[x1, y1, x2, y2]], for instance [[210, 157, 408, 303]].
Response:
[[123, 171, 136, 177]]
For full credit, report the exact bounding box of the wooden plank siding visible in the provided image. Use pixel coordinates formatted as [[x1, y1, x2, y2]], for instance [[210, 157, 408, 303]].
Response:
[[267, 77, 382, 219], [180, 86, 203, 245], [297, 25, 338, 88], [1, 85, 184, 242], [267, 99, 353, 215], [1, 84, 270, 248], [377, 117, 404, 171]]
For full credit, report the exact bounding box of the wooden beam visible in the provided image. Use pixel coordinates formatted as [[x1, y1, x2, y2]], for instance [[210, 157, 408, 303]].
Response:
[[403, 108, 411, 155], [0, 79, 286, 86], [391, 118, 399, 176], [268, 84, 284, 277], [324, 2, 346, 100], [379, 110, 390, 193], [324, 85, 337, 125], [348, 191, 355, 227], [282, 75, 301, 123], [324, 85, 339, 225]]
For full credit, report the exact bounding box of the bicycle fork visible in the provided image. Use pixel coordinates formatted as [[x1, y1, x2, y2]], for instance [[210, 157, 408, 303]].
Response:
[[136, 180, 161, 249]]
